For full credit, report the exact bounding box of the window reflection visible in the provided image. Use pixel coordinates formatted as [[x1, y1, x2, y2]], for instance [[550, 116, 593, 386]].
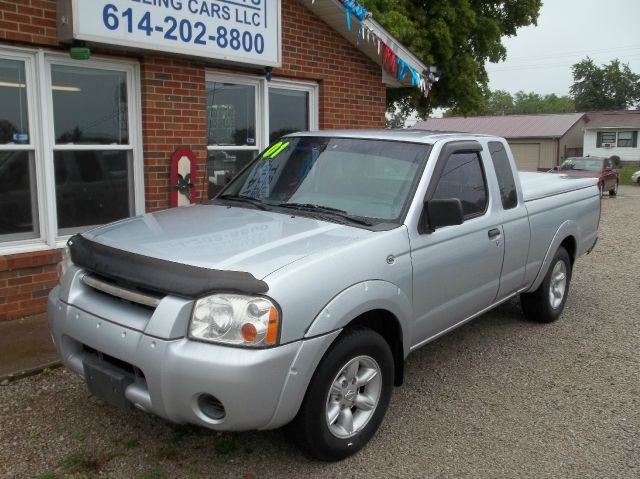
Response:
[[207, 149, 256, 198], [0, 150, 38, 238], [269, 88, 308, 143], [54, 150, 132, 230], [206, 82, 256, 146], [0, 59, 29, 145], [52, 65, 128, 145]]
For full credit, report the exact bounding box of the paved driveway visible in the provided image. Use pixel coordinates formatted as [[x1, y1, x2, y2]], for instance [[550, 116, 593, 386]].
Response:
[[1, 186, 638, 478]]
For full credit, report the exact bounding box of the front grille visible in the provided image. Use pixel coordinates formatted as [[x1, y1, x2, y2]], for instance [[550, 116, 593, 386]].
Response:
[[82, 274, 163, 309]]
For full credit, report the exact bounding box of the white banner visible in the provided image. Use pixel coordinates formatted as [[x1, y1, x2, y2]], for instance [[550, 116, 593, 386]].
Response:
[[70, 0, 281, 66]]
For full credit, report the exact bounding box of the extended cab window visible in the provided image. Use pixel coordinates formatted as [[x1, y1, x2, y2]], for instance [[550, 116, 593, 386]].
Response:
[[432, 152, 487, 218], [489, 142, 518, 210]]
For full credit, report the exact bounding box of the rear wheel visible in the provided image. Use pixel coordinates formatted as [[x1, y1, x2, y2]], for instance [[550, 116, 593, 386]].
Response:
[[287, 328, 394, 461], [609, 181, 619, 196], [520, 246, 572, 323]]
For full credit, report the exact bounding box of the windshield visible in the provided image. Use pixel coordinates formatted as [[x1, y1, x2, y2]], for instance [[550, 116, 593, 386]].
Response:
[[561, 158, 603, 172], [216, 137, 430, 224]]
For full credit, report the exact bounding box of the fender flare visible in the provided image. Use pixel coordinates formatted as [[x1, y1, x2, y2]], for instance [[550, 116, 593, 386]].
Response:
[[527, 220, 577, 293], [304, 280, 413, 358]]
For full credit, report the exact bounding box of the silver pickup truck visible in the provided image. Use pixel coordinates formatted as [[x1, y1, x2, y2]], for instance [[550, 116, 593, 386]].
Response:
[[49, 130, 600, 461]]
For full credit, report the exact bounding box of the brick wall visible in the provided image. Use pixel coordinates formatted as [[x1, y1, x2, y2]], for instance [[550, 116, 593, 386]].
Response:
[[0, 0, 387, 319], [0, 251, 61, 321], [278, 0, 387, 129], [0, 0, 57, 46], [141, 57, 207, 211]]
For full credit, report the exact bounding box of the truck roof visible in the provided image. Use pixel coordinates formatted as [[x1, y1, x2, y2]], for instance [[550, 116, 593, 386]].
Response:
[[287, 129, 498, 144]]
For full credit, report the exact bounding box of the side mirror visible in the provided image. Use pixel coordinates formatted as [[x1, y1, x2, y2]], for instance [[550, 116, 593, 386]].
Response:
[[423, 198, 464, 232]]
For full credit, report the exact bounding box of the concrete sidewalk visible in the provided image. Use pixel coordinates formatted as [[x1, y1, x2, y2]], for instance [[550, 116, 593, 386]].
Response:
[[0, 314, 59, 382]]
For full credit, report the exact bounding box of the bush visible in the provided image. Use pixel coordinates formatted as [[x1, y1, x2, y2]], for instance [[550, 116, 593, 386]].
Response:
[[610, 155, 621, 167]]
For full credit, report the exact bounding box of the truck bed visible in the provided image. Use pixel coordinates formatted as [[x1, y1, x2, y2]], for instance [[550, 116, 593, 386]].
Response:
[[518, 172, 597, 202]]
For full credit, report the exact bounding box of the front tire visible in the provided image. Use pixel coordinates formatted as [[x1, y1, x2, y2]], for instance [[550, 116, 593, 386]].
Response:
[[287, 328, 394, 461], [520, 246, 572, 323]]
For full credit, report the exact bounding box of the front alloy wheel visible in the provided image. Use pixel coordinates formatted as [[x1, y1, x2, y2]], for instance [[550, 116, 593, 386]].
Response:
[[326, 355, 382, 439], [287, 328, 394, 461]]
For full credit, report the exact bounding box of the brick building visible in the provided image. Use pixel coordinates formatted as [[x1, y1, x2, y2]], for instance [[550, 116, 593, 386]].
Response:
[[0, 0, 428, 321]]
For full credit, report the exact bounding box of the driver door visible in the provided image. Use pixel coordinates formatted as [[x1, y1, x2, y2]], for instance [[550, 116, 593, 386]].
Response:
[[408, 142, 505, 347]]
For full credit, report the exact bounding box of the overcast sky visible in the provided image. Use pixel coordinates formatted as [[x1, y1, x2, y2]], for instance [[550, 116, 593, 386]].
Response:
[[486, 0, 640, 96]]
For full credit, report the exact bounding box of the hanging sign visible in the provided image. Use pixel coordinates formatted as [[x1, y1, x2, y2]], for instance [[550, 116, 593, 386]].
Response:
[[57, 0, 281, 67]]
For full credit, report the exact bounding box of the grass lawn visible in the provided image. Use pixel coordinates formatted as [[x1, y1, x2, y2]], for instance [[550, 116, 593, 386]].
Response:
[[619, 166, 639, 185]]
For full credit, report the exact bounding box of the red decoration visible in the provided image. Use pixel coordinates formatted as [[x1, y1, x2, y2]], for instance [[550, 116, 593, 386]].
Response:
[[170, 148, 198, 207], [382, 44, 397, 76]]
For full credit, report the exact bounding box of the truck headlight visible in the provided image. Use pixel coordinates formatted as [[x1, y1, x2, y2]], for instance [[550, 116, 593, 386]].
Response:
[[189, 294, 280, 347], [56, 246, 73, 280]]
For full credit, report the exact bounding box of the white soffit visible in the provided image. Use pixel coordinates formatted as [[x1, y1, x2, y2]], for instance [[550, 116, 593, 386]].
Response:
[[298, 0, 429, 87]]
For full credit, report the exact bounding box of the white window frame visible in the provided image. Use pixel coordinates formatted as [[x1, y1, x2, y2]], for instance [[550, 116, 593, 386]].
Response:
[[0, 46, 144, 255], [0, 49, 42, 250], [265, 78, 319, 145], [617, 131, 635, 148], [205, 72, 264, 158], [204, 71, 318, 199], [205, 71, 319, 155]]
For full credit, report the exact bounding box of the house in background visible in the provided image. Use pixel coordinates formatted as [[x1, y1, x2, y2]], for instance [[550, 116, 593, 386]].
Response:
[[414, 113, 586, 171], [583, 111, 640, 165]]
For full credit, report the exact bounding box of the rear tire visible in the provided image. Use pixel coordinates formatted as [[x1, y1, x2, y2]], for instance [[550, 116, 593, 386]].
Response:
[[286, 328, 394, 461], [520, 246, 572, 323]]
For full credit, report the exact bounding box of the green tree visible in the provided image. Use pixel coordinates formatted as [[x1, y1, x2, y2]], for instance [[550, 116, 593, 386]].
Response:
[[570, 58, 640, 111], [461, 90, 575, 116], [361, 0, 542, 118], [485, 89, 515, 115], [386, 108, 409, 128], [512, 91, 575, 114]]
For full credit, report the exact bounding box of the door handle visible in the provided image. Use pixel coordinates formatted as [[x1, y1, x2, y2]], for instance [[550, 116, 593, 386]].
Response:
[[488, 228, 501, 239]]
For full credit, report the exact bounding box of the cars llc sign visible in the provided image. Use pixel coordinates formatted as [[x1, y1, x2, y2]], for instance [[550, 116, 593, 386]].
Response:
[[58, 0, 281, 67]]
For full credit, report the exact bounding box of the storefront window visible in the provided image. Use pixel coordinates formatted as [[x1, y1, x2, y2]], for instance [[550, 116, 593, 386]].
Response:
[[269, 88, 309, 143], [50, 63, 135, 234], [206, 75, 317, 199], [0, 48, 142, 251], [54, 150, 132, 229], [0, 59, 29, 144], [207, 82, 256, 146], [206, 79, 259, 197], [0, 151, 38, 240], [0, 56, 38, 242], [52, 65, 128, 145]]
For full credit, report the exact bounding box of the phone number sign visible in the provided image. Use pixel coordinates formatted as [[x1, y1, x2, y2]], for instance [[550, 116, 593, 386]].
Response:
[[63, 0, 281, 67]]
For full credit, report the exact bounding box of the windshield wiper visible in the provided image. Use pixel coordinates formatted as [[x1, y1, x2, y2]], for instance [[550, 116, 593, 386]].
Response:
[[276, 203, 373, 226], [218, 194, 271, 211]]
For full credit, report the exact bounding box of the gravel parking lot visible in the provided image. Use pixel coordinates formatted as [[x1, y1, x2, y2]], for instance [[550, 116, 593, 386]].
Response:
[[1, 186, 638, 479]]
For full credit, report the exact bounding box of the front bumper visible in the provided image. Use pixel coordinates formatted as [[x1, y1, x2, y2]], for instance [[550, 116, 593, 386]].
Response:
[[48, 287, 339, 431]]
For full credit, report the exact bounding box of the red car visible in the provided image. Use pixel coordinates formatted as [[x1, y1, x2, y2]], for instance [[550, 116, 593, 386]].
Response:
[[554, 156, 619, 196]]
